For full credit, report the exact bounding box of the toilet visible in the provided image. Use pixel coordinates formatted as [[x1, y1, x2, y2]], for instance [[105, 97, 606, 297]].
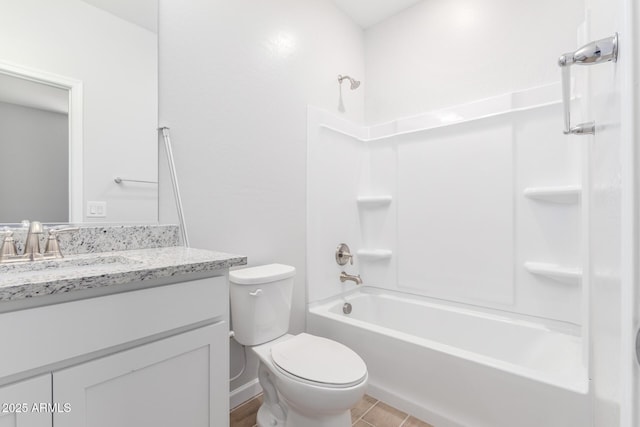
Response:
[[229, 264, 368, 427]]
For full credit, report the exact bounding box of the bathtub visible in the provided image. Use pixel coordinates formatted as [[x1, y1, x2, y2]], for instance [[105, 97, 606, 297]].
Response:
[[307, 287, 589, 427]]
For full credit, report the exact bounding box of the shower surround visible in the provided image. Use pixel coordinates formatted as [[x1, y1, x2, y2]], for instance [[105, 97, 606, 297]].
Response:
[[306, 82, 587, 426]]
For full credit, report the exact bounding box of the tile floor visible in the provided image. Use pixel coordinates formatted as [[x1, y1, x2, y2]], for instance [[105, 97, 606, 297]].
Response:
[[230, 394, 434, 427]]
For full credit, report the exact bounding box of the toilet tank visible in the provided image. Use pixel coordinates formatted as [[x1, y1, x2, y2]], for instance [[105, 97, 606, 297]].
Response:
[[229, 264, 296, 346]]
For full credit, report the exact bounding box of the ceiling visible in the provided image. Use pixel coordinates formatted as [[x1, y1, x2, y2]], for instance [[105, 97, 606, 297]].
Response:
[[80, 1, 419, 33], [80, 0, 158, 33], [332, 0, 424, 28]]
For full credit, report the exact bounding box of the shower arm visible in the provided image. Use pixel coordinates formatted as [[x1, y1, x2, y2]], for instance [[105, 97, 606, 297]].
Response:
[[557, 33, 618, 135], [338, 74, 360, 90]]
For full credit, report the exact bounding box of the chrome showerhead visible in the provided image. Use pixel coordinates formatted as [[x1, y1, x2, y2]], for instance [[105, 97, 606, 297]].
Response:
[[338, 74, 360, 90]]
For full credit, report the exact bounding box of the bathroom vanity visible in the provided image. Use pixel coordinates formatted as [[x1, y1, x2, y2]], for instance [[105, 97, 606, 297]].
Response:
[[0, 225, 246, 427]]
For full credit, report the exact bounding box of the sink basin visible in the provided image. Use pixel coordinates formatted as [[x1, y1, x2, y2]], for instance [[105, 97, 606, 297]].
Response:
[[0, 255, 140, 278]]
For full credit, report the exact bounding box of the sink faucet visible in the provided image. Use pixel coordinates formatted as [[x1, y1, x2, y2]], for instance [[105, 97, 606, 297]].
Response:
[[23, 221, 44, 261], [340, 271, 363, 285], [0, 222, 79, 263]]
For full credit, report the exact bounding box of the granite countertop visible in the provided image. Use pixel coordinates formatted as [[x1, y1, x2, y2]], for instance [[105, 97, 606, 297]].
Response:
[[0, 246, 246, 303]]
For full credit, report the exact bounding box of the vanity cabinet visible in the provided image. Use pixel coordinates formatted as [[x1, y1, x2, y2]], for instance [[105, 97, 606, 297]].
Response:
[[54, 322, 227, 427], [0, 275, 230, 427], [0, 375, 51, 427]]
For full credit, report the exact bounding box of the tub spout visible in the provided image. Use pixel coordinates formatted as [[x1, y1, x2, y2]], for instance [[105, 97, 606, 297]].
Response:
[[340, 271, 363, 285]]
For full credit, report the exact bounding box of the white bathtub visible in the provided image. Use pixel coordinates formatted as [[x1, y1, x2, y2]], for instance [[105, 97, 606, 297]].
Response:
[[307, 287, 589, 427]]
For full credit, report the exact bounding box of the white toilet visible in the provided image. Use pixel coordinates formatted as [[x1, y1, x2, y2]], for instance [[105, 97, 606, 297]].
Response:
[[229, 264, 368, 427]]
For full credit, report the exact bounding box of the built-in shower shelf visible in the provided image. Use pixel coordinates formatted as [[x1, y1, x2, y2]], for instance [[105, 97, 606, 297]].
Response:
[[523, 186, 581, 203], [524, 262, 582, 285], [357, 249, 393, 260], [356, 195, 393, 207]]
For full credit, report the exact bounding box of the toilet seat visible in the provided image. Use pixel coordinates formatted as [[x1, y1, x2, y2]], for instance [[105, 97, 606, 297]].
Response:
[[270, 333, 367, 387]]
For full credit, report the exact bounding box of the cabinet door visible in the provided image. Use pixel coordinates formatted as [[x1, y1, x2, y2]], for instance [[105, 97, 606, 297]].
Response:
[[53, 322, 228, 427], [0, 374, 52, 427]]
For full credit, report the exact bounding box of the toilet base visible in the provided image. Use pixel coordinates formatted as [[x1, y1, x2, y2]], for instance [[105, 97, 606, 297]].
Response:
[[284, 408, 352, 427], [256, 402, 352, 427], [257, 404, 284, 427]]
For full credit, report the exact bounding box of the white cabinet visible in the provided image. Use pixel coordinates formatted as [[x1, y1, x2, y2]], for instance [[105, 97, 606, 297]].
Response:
[[0, 275, 230, 427], [0, 276, 228, 380], [0, 375, 51, 427], [53, 322, 228, 427]]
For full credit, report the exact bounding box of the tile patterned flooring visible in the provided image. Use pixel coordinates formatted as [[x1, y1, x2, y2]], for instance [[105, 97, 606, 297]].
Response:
[[230, 394, 434, 427]]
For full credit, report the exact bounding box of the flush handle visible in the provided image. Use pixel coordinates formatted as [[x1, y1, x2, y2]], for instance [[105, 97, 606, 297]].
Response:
[[249, 289, 263, 297]]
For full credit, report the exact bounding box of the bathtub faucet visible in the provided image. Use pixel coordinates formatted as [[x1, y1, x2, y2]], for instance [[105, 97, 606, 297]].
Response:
[[340, 271, 362, 285]]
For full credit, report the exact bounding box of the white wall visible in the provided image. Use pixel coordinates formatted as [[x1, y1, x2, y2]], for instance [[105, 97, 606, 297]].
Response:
[[0, 102, 68, 222], [158, 0, 364, 402], [0, 0, 158, 223], [364, 0, 584, 124]]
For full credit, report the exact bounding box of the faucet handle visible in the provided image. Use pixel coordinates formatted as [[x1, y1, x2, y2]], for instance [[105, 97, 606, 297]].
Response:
[[0, 227, 18, 259], [44, 226, 79, 259], [336, 243, 354, 266], [49, 226, 80, 234]]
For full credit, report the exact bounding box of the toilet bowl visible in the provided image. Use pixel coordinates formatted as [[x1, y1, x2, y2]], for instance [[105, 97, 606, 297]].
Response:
[[229, 264, 368, 427]]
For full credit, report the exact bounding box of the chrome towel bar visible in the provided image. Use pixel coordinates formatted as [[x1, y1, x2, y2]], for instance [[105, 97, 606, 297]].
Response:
[[114, 177, 158, 184], [558, 33, 618, 135]]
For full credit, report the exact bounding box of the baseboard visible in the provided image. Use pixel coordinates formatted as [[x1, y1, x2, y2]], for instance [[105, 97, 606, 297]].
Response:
[[366, 383, 465, 427], [230, 378, 262, 410]]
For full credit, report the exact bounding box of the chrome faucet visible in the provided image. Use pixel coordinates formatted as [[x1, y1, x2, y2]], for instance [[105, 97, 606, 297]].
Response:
[[340, 271, 363, 285]]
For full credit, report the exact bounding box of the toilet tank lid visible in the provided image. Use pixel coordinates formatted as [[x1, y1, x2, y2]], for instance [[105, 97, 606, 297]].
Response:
[[229, 264, 296, 285]]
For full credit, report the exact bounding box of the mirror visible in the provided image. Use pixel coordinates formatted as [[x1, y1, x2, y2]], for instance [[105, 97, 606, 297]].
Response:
[[0, 74, 70, 222], [0, 0, 159, 224]]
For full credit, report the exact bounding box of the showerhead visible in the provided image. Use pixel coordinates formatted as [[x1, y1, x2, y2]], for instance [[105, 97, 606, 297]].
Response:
[[338, 74, 360, 90]]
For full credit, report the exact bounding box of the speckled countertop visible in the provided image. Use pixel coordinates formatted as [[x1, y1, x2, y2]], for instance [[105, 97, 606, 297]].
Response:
[[0, 246, 246, 303]]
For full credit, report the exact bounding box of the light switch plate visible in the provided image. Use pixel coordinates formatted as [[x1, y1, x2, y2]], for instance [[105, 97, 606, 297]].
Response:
[[87, 201, 107, 218]]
